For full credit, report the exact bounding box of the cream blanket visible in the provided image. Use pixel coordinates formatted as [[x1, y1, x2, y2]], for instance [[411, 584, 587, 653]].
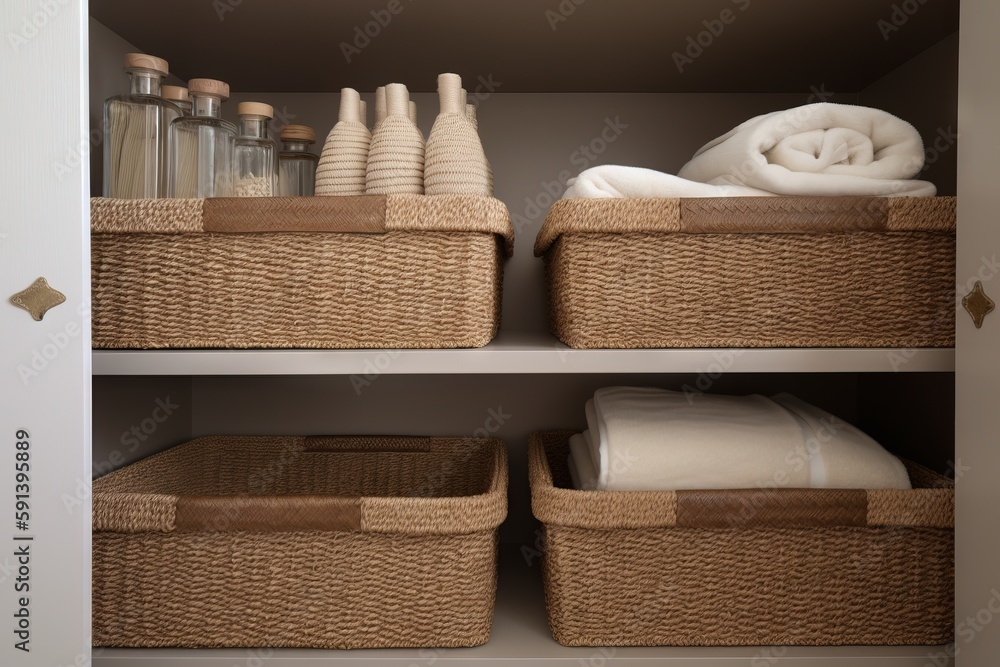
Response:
[[563, 103, 936, 199], [570, 387, 910, 491]]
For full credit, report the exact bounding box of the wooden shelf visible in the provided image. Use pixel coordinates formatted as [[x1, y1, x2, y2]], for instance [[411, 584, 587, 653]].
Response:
[[93, 547, 951, 666], [91, 331, 955, 376]]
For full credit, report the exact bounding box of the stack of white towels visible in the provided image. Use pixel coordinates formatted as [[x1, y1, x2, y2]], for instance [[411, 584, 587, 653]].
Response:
[[564, 103, 936, 199], [569, 387, 911, 491]]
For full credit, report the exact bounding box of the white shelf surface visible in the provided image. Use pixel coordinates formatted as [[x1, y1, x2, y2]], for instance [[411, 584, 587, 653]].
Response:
[[91, 331, 955, 376], [93, 548, 951, 666]]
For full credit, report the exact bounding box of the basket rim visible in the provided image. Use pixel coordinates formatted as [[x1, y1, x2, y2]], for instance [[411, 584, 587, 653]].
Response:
[[528, 430, 954, 530], [94, 435, 508, 535], [534, 195, 956, 255], [91, 194, 515, 256]]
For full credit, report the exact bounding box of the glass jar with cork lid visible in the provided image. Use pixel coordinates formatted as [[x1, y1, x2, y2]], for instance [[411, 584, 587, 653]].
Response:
[[103, 53, 180, 199], [234, 102, 278, 197], [168, 78, 237, 198], [278, 125, 319, 196], [162, 85, 192, 116]]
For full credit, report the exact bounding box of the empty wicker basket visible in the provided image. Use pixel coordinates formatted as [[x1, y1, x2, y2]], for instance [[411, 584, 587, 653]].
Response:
[[91, 195, 513, 349], [535, 196, 956, 349], [528, 431, 954, 647], [93, 435, 508, 648]]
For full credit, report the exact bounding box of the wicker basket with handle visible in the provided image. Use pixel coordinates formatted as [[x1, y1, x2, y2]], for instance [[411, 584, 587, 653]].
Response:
[[528, 430, 953, 647], [535, 196, 956, 349], [91, 194, 512, 349], [92, 435, 508, 648]]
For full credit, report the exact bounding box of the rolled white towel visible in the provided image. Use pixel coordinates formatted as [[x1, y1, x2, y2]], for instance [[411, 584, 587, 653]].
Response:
[[563, 103, 936, 200], [564, 165, 773, 199], [677, 103, 936, 197]]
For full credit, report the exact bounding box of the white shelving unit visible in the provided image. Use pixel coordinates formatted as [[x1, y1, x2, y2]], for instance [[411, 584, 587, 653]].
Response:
[[68, 1, 985, 666], [92, 332, 956, 375]]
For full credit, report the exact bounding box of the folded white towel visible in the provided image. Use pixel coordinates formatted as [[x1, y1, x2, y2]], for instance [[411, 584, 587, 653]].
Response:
[[581, 387, 910, 491], [770, 393, 910, 490], [563, 103, 936, 199], [568, 433, 599, 491]]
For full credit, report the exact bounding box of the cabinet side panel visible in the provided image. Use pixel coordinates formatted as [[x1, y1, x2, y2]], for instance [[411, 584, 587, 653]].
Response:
[[0, 0, 91, 664]]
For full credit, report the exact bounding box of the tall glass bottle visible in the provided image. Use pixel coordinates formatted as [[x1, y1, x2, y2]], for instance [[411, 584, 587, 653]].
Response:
[[168, 78, 236, 198], [278, 125, 319, 196], [234, 102, 278, 197], [103, 53, 179, 198], [162, 85, 192, 116]]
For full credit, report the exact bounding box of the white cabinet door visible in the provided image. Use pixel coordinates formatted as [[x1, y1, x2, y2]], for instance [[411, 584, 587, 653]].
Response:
[[0, 1, 90, 665], [957, 0, 1000, 664]]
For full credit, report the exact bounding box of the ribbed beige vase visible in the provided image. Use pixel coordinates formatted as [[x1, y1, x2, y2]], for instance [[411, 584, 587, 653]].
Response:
[[374, 86, 387, 127], [315, 88, 371, 195], [466, 103, 494, 196], [424, 73, 491, 196], [365, 83, 425, 195]]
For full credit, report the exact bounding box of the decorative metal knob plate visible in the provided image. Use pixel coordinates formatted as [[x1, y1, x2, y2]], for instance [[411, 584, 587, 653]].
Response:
[[962, 280, 995, 329], [10, 277, 66, 321]]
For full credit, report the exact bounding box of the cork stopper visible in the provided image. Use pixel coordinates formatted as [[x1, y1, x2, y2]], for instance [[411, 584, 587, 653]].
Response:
[[238, 101, 274, 118], [281, 124, 316, 143], [339, 88, 361, 124], [124, 53, 168, 75], [161, 85, 189, 103], [188, 78, 230, 100], [385, 84, 410, 117]]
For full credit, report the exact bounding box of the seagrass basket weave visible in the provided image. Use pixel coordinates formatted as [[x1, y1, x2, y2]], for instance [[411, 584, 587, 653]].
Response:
[[93, 436, 508, 649], [91, 194, 513, 349], [528, 431, 954, 647], [535, 197, 956, 349]]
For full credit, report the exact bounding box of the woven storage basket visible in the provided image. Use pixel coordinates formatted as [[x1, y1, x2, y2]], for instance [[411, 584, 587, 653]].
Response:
[[535, 197, 956, 348], [528, 431, 953, 647], [91, 195, 513, 348], [93, 435, 507, 649]]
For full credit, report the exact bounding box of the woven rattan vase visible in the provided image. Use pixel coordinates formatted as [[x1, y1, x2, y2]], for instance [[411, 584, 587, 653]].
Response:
[[366, 84, 425, 195], [424, 74, 491, 196], [316, 88, 370, 195], [467, 103, 494, 195]]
